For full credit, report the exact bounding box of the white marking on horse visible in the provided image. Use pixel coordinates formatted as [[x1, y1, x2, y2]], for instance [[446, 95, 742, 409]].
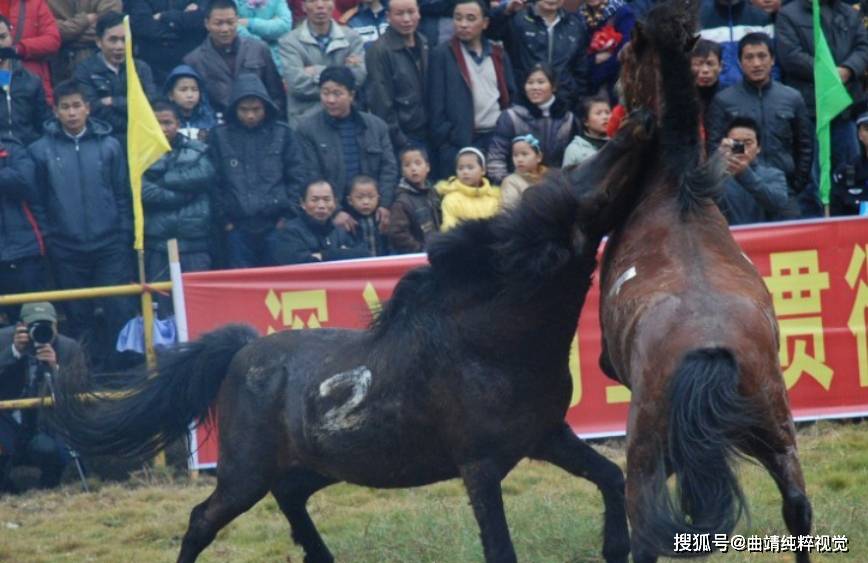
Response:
[[610, 266, 637, 298], [318, 366, 372, 432], [741, 252, 754, 265]]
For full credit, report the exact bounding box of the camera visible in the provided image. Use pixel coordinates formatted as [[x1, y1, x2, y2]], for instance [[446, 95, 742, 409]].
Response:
[[28, 320, 55, 346], [731, 141, 745, 154]]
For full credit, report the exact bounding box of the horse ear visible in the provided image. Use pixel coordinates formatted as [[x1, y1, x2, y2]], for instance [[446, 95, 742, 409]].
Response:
[[630, 22, 646, 52]]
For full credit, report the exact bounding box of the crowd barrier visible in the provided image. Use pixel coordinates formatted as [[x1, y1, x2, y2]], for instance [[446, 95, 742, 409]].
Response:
[[184, 216, 868, 469]]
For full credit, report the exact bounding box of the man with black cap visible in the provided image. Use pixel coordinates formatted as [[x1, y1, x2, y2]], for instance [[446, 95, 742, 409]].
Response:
[[209, 73, 307, 269], [296, 65, 397, 235], [0, 302, 83, 492]]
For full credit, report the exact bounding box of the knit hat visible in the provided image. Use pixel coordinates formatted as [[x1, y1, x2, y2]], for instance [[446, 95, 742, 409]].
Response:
[[319, 66, 356, 92]]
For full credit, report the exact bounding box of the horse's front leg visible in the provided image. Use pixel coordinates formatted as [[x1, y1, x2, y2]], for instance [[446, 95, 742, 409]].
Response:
[[459, 459, 517, 563], [533, 423, 630, 563]]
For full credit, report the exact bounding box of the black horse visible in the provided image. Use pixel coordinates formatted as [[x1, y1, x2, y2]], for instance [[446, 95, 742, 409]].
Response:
[[52, 113, 658, 563]]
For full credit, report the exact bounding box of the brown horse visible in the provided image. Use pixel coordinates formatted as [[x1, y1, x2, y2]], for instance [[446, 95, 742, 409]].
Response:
[[598, 3, 813, 562], [51, 110, 659, 563]]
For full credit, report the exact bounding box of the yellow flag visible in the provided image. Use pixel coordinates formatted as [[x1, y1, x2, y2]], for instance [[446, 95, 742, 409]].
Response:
[[125, 15, 170, 251]]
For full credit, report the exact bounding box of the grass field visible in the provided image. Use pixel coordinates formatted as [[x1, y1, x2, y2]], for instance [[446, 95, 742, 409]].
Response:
[[0, 421, 865, 562]]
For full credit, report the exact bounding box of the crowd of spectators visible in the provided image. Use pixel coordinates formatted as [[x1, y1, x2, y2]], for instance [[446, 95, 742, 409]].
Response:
[[0, 0, 865, 366]]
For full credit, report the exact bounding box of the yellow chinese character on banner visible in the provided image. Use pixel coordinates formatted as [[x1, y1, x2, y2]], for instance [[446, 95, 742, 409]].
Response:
[[265, 289, 328, 333], [763, 250, 833, 389], [845, 244, 868, 388]]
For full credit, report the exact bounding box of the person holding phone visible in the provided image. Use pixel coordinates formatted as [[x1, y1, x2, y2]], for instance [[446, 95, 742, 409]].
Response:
[[716, 116, 789, 226]]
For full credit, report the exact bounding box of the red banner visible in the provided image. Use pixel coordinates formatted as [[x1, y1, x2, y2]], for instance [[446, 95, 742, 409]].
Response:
[[184, 217, 868, 469]]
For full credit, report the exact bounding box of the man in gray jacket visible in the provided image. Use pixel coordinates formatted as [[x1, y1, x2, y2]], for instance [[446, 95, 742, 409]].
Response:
[[717, 116, 789, 225], [183, 0, 285, 117], [278, 0, 366, 127], [706, 32, 812, 219], [296, 66, 397, 235]]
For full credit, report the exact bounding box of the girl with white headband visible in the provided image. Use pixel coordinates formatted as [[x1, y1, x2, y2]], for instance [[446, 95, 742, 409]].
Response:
[[436, 147, 501, 231]]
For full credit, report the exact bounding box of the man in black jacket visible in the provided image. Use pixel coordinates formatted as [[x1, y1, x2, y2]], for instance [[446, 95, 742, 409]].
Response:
[[209, 74, 306, 269], [0, 17, 51, 146], [364, 0, 429, 154], [427, 0, 515, 178], [183, 0, 285, 117], [0, 302, 84, 492], [73, 11, 158, 147], [272, 180, 368, 265], [0, 136, 47, 325], [28, 80, 135, 348], [296, 66, 397, 234], [127, 0, 209, 84], [706, 33, 812, 219], [487, 0, 589, 107]]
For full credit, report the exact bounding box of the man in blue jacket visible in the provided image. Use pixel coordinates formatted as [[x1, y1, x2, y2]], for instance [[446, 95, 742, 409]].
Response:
[[28, 80, 135, 355]]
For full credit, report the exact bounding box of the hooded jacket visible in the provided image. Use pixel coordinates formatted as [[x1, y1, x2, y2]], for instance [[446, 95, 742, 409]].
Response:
[[272, 211, 368, 265], [388, 177, 441, 254], [776, 0, 868, 118], [28, 118, 130, 255], [0, 137, 41, 262], [73, 52, 157, 142], [435, 176, 500, 231], [0, 60, 51, 145], [162, 64, 218, 131], [142, 133, 215, 253], [699, 0, 774, 89], [486, 98, 577, 183], [208, 74, 307, 230]]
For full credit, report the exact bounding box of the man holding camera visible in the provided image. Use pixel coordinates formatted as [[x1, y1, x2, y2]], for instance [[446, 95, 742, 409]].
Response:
[[717, 116, 789, 226], [706, 32, 812, 220], [0, 302, 82, 492]]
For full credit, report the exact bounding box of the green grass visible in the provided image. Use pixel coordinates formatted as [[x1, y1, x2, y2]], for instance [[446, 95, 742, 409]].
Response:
[[0, 422, 865, 562]]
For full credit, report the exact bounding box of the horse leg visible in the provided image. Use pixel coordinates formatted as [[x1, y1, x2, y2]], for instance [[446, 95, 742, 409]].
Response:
[[271, 469, 337, 563], [748, 429, 812, 563], [177, 477, 270, 563], [459, 459, 517, 563], [532, 423, 629, 563]]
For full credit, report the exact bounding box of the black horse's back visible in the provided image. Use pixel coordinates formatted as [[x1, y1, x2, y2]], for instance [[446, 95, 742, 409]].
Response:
[[51, 324, 259, 459]]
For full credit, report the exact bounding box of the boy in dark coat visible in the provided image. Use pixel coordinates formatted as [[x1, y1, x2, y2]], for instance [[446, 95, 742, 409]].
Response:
[[388, 147, 441, 253]]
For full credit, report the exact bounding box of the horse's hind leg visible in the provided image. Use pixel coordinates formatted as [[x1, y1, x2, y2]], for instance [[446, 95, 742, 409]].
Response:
[[748, 424, 812, 563], [533, 423, 629, 563], [177, 477, 270, 563], [459, 459, 517, 563], [271, 469, 337, 563]]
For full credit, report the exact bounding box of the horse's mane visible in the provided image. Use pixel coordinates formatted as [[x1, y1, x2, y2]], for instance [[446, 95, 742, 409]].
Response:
[[634, 0, 724, 215], [370, 172, 607, 338]]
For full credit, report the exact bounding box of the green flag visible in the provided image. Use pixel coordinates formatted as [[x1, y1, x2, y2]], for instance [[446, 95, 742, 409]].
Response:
[[813, 0, 852, 206]]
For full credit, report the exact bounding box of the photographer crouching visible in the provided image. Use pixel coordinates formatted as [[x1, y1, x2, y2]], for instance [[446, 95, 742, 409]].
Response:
[[0, 302, 84, 492]]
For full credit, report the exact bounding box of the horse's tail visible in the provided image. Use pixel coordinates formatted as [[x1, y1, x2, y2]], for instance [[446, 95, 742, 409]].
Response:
[[644, 0, 723, 212], [638, 348, 755, 557], [50, 324, 259, 459]]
